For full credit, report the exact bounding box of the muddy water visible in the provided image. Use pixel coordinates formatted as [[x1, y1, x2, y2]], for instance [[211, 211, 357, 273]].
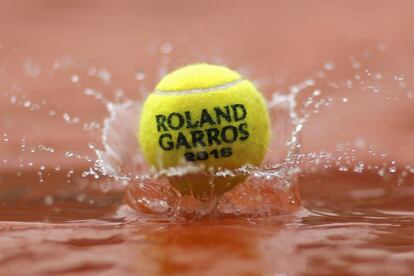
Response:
[[1, 1, 414, 275], [1, 172, 414, 275]]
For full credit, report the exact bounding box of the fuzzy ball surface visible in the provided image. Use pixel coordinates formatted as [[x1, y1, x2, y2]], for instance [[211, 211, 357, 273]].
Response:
[[138, 63, 270, 196]]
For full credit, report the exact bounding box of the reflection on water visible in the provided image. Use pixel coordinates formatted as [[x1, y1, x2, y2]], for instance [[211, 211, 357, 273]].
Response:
[[2, 184, 414, 275]]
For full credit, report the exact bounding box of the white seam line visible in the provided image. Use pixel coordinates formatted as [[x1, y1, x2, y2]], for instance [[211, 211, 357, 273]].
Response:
[[153, 78, 244, 95]]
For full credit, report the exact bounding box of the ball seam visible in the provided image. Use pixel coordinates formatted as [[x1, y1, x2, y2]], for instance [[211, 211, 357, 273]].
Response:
[[153, 78, 245, 95]]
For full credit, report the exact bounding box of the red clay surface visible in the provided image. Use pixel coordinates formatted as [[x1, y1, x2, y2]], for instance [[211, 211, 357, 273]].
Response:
[[1, 1, 414, 275]]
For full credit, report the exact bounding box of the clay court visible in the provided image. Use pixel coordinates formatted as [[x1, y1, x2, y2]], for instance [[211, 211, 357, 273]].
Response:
[[1, 1, 414, 275]]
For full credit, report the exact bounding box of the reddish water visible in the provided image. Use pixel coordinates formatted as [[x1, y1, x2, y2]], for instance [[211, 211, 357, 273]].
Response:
[[1, 1, 414, 275], [1, 171, 414, 275]]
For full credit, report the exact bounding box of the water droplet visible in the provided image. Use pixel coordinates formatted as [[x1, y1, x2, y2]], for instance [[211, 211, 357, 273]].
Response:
[[352, 62, 361, 69], [44, 196, 54, 205], [305, 79, 315, 86], [378, 168, 385, 177], [328, 82, 339, 89], [87, 67, 97, 76], [23, 60, 41, 77], [375, 73, 383, 80], [83, 121, 101, 131], [336, 143, 345, 151], [23, 100, 31, 108], [38, 144, 55, 153], [353, 162, 364, 173], [84, 88, 103, 100], [9, 95, 17, 104], [97, 69, 111, 84], [134, 70, 146, 81], [323, 62, 335, 71], [71, 74, 80, 83], [339, 165, 349, 172], [367, 85, 379, 93], [20, 138, 26, 151], [364, 69, 372, 77], [389, 166, 397, 173], [394, 74, 405, 81], [76, 194, 87, 202], [63, 113, 80, 124], [354, 138, 366, 149], [160, 43, 173, 54], [312, 90, 321, 96]]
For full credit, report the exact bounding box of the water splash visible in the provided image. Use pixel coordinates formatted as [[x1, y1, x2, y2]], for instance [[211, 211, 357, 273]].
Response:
[[1, 43, 413, 218]]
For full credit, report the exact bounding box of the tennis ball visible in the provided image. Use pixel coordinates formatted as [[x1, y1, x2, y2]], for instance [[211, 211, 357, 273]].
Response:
[[138, 63, 270, 197]]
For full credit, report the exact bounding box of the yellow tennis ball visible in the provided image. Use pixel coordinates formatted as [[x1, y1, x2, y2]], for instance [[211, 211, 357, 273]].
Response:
[[138, 63, 270, 197]]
